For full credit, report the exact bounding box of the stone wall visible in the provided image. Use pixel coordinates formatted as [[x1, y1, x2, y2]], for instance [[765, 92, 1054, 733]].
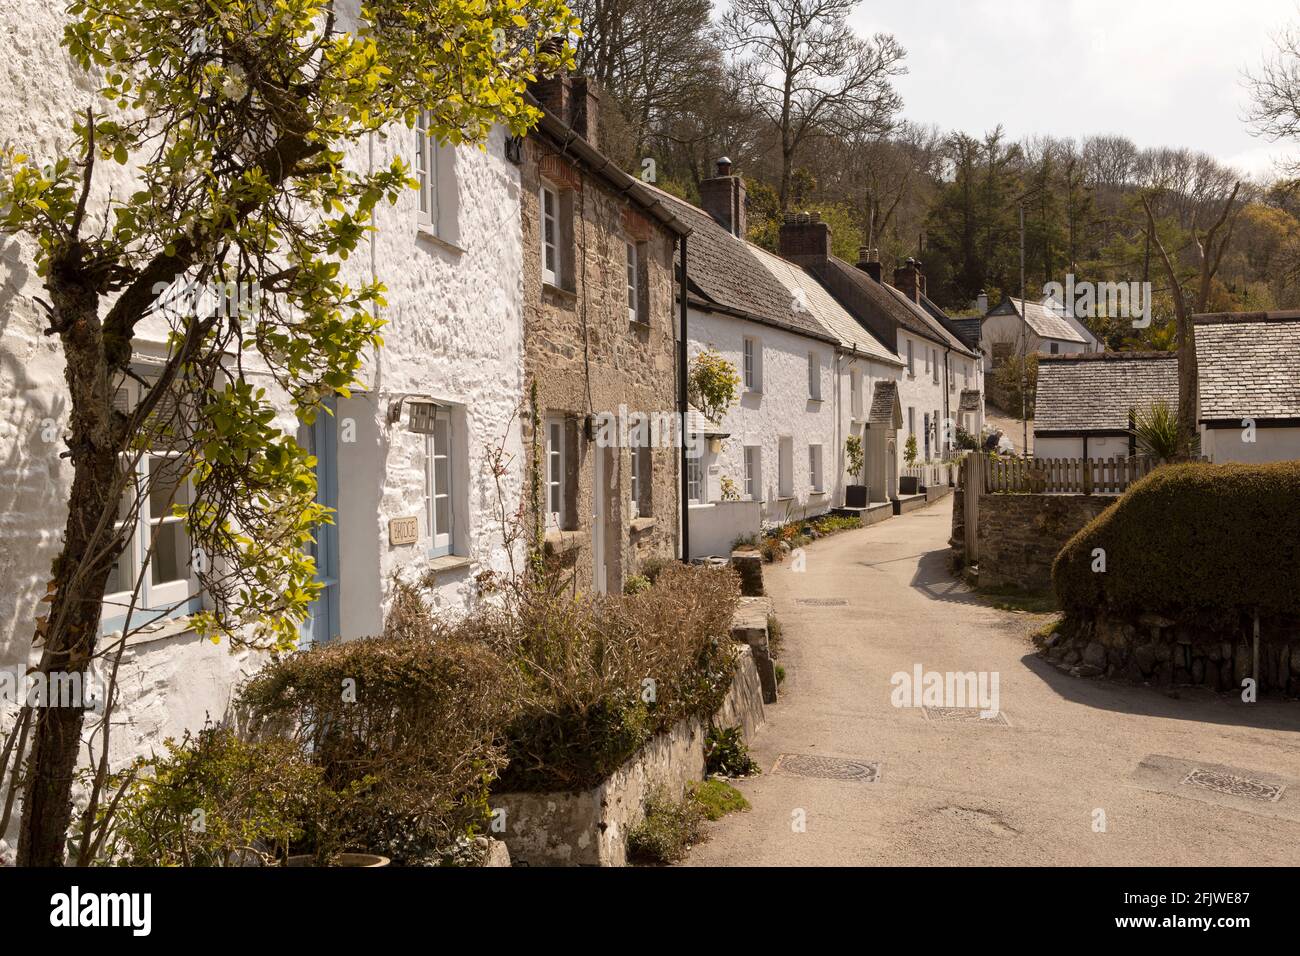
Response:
[[1043, 613, 1300, 695], [494, 644, 766, 867], [971, 493, 1115, 592]]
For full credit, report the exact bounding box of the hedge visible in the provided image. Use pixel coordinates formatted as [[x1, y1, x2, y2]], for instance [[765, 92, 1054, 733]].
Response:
[[1053, 461, 1300, 622]]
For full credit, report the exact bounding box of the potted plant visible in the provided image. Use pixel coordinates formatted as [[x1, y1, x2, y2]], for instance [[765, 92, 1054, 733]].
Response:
[[844, 435, 868, 508], [899, 435, 920, 494]]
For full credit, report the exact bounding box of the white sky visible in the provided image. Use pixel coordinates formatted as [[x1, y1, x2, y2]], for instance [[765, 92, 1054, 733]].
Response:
[[852, 0, 1300, 179]]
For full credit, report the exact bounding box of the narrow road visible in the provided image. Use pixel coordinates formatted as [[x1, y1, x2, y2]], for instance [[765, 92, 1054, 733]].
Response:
[[687, 496, 1300, 866]]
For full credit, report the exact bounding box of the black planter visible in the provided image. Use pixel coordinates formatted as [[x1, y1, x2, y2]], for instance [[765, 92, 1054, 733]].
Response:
[[899, 475, 920, 495], [845, 484, 868, 508]]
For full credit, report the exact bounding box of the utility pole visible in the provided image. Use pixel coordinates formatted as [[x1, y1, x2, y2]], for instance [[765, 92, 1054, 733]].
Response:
[[1019, 202, 1027, 457]]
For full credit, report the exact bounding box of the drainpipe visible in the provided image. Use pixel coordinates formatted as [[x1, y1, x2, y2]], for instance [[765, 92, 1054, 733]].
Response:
[[679, 235, 690, 563]]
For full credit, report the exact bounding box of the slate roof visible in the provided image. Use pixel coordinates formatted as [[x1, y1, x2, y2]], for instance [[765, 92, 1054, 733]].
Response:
[[811, 256, 980, 358], [1035, 352, 1179, 433], [640, 184, 838, 344], [959, 389, 982, 412], [996, 297, 1087, 344], [1194, 312, 1300, 421], [746, 245, 900, 364], [868, 379, 903, 428], [949, 317, 983, 350]]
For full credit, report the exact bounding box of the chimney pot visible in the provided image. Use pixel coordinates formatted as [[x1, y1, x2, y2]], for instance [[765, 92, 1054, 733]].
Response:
[[716, 156, 732, 176]]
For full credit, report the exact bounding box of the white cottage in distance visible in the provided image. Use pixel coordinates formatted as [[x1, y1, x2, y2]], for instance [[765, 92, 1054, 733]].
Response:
[[0, 0, 527, 818], [980, 295, 1103, 370]]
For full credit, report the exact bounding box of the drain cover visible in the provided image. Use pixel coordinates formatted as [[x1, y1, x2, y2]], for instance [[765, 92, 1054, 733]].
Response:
[[922, 706, 1008, 725], [1181, 768, 1285, 802], [796, 598, 848, 606], [774, 754, 880, 782]]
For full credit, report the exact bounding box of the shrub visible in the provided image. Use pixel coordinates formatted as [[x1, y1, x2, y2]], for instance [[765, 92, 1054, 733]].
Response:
[[101, 727, 327, 867], [626, 787, 704, 865], [491, 564, 741, 792], [239, 629, 516, 863], [904, 434, 918, 466], [638, 554, 675, 584], [1130, 399, 1199, 459], [704, 724, 760, 778], [623, 573, 651, 595], [845, 434, 865, 479], [1053, 461, 1300, 623]]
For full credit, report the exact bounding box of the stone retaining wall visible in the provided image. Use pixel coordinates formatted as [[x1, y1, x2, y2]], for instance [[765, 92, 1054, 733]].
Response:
[[493, 644, 766, 867], [1043, 613, 1300, 695], [955, 492, 1115, 592]]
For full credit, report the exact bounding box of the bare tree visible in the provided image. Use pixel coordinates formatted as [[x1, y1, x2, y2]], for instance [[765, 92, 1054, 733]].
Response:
[[721, 0, 905, 210], [1246, 22, 1300, 175], [1141, 182, 1243, 450]]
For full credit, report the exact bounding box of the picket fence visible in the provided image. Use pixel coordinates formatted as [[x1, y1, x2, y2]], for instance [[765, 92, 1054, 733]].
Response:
[[966, 454, 1209, 496]]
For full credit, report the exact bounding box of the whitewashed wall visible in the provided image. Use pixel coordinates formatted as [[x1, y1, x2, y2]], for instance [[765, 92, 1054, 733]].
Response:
[[1202, 427, 1300, 464], [688, 308, 838, 529], [0, 0, 524, 850]]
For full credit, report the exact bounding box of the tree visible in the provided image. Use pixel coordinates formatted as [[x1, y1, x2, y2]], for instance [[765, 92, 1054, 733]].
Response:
[[570, 0, 720, 161], [0, 0, 576, 866], [1141, 182, 1242, 452], [721, 0, 905, 210]]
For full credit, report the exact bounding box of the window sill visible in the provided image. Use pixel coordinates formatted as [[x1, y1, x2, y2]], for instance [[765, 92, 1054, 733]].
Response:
[[543, 529, 582, 554], [629, 319, 651, 332], [775, 495, 795, 502], [808, 397, 823, 404], [122, 614, 199, 648], [687, 501, 714, 511], [809, 490, 827, 497], [416, 225, 464, 254], [426, 554, 472, 575], [543, 281, 577, 301], [630, 516, 657, 534]]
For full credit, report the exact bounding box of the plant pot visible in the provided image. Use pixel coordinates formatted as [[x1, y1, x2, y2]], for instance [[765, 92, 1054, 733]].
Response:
[[287, 853, 390, 868], [845, 485, 868, 508], [899, 476, 920, 495]]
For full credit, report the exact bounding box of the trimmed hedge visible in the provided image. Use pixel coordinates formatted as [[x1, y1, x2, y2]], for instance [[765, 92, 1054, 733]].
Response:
[[1053, 461, 1300, 622]]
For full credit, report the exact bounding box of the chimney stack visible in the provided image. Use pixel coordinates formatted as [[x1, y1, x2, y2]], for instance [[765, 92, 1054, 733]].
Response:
[[976, 290, 989, 314], [894, 257, 925, 302], [856, 246, 883, 283], [532, 74, 600, 150], [699, 157, 747, 239], [778, 211, 830, 261]]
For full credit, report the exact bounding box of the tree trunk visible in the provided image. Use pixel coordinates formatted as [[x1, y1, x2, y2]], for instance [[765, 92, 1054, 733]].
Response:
[[17, 266, 116, 867]]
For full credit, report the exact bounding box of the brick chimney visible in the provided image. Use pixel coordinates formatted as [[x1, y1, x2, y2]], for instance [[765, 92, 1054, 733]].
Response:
[[699, 157, 747, 238], [856, 246, 882, 283], [778, 212, 830, 261], [571, 77, 599, 149], [532, 74, 600, 150], [893, 258, 926, 302]]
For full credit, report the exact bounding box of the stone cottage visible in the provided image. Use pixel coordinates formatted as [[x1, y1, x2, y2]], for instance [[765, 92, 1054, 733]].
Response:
[[519, 77, 689, 592]]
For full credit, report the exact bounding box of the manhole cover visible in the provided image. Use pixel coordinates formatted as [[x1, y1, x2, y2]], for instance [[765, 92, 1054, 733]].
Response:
[[774, 754, 880, 782], [922, 706, 1008, 726], [1181, 768, 1285, 802], [796, 598, 848, 607]]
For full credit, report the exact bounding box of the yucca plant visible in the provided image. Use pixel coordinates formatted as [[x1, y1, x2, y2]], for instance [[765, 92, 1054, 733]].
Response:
[[1131, 401, 1199, 460]]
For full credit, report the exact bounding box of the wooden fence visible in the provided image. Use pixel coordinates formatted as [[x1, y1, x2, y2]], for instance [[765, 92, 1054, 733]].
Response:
[[963, 454, 1208, 496]]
